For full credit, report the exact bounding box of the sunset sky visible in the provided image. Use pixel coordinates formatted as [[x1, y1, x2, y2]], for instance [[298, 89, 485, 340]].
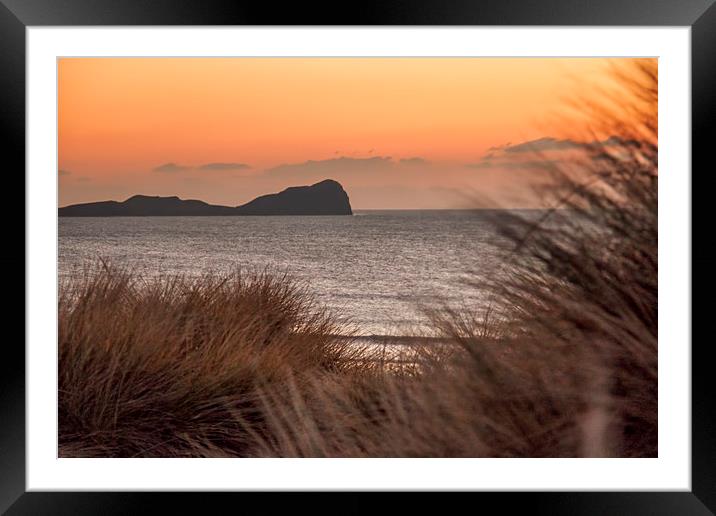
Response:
[[58, 57, 652, 209]]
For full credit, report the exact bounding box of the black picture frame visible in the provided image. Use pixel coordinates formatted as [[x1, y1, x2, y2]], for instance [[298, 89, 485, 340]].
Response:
[[2, 0, 712, 513]]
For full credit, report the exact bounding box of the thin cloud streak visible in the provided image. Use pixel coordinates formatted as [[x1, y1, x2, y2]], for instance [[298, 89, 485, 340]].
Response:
[[198, 162, 251, 171], [399, 157, 430, 166], [153, 163, 191, 173], [466, 160, 562, 171], [501, 136, 641, 154]]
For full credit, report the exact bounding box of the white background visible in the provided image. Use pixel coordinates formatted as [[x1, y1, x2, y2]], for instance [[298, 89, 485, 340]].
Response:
[[27, 27, 691, 491]]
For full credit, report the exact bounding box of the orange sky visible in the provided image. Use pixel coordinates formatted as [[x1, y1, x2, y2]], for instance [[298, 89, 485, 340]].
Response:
[[58, 57, 652, 209]]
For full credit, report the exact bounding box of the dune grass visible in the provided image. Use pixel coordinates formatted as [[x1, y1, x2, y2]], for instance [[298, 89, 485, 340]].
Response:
[[58, 265, 363, 457], [58, 61, 658, 458]]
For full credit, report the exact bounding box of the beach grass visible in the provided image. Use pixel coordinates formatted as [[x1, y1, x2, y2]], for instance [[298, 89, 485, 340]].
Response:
[[58, 265, 364, 457]]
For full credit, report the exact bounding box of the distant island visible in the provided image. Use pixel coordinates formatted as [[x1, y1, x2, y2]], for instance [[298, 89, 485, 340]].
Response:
[[59, 179, 353, 217]]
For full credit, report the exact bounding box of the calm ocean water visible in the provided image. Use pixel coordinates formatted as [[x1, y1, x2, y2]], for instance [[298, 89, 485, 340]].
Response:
[[59, 210, 522, 336]]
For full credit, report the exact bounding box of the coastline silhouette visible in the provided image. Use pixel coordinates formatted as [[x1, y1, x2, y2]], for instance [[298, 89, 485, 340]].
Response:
[[58, 179, 352, 217]]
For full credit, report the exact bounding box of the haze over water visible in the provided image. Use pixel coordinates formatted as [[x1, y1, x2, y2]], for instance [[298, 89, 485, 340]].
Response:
[[59, 210, 520, 336]]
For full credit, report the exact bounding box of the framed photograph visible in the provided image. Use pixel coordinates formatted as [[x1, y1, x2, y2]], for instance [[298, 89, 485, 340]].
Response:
[[4, 0, 712, 512]]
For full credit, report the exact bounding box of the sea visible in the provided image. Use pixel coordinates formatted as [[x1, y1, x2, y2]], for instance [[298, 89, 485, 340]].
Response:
[[58, 210, 523, 337]]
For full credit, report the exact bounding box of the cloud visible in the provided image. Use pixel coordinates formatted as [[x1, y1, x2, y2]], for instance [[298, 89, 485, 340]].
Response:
[[153, 162, 191, 173], [268, 156, 391, 172], [488, 143, 511, 152], [504, 137, 583, 153], [399, 157, 430, 166], [264, 156, 394, 184], [501, 136, 642, 155], [470, 135, 646, 172], [59, 169, 71, 176], [198, 162, 251, 171], [466, 160, 561, 171], [153, 162, 252, 173]]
